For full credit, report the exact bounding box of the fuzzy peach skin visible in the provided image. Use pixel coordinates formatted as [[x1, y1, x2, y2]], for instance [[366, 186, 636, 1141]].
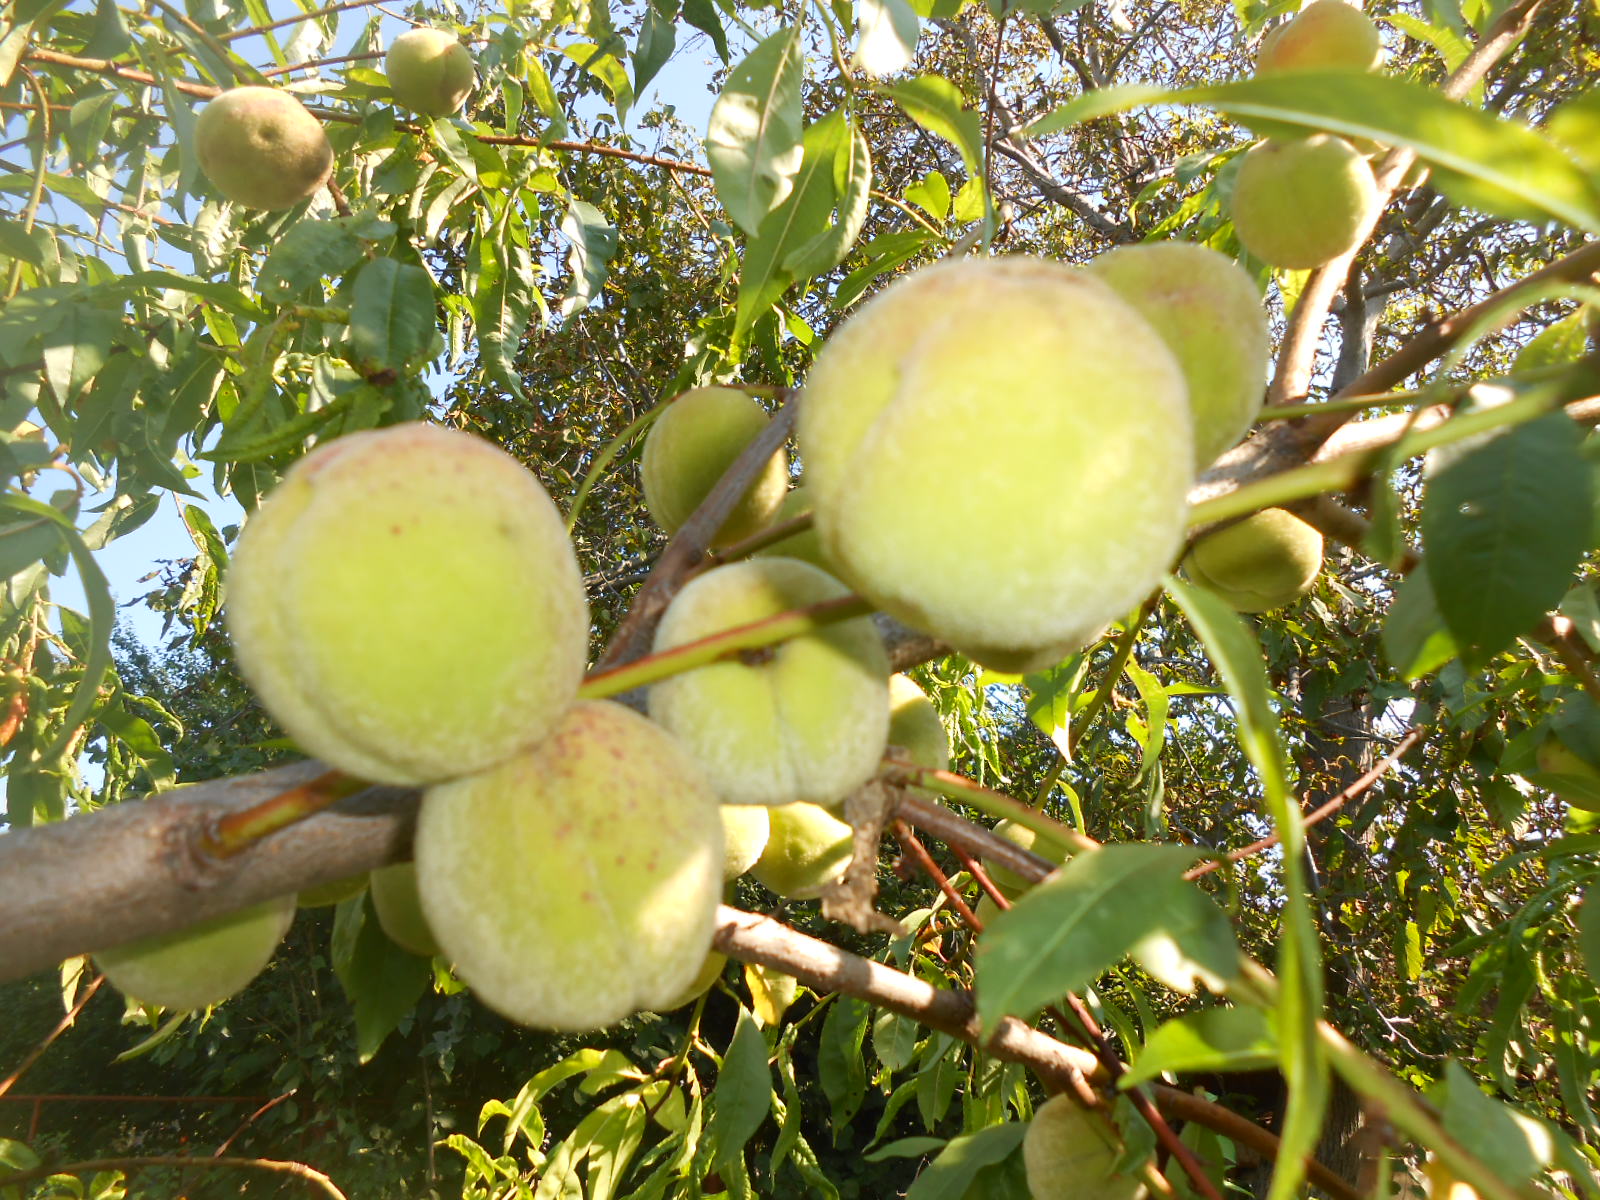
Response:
[[1088, 242, 1269, 469], [194, 86, 333, 210], [386, 28, 475, 117], [888, 673, 949, 772], [648, 557, 890, 808], [750, 802, 855, 899], [226, 423, 590, 786], [796, 256, 1193, 672], [1023, 1094, 1148, 1200], [1230, 136, 1379, 269], [642, 386, 789, 547], [1257, 0, 1382, 74], [1183, 507, 1324, 613], [415, 700, 723, 1031], [95, 895, 295, 1011]]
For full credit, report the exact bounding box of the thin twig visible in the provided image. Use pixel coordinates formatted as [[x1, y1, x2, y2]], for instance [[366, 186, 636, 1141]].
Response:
[[0, 1155, 347, 1199], [1186, 728, 1424, 879], [0, 974, 105, 1099]]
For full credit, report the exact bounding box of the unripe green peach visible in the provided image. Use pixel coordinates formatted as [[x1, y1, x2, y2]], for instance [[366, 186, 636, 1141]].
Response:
[[1256, 0, 1382, 74], [722, 804, 772, 879], [1088, 242, 1269, 468], [94, 896, 295, 1011], [226, 423, 589, 786], [416, 701, 723, 1031], [888, 673, 949, 772], [1535, 739, 1600, 812], [753, 486, 830, 571], [746, 962, 800, 1025], [648, 558, 890, 808], [642, 387, 789, 548], [985, 818, 1073, 900], [1183, 507, 1324, 613], [1024, 1094, 1148, 1200], [751, 802, 855, 899], [657, 950, 728, 1011], [194, 86, 333, 210], [797, 257, 1193, 671], [370, 862, 440, 957], [386, 28, 475, 117], [297, 873, 368, 908], [1230, 136, 1378, 269]]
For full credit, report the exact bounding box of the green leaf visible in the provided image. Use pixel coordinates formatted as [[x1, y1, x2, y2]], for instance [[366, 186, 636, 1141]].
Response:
[[1382, 566, 1460, 680], [736, 111, 846, 339], [1122, 1007, 1278, 1088], [905, 170, 951, 220], [855, 0, 919, 78], [1431, 1061, 1551, 1187], [0, 495, 113, 779], [1421, 414, 1592, 668], [881, 75, 983, 178], [1021, 73, 1600, 232], [1514, 310, 1590, 372], [711, 1006, 773, 1171], [40, 302, 119, 406], [471, 232, 539, 403], [783, 119, 873, 280], [0, 1138, 40, 1171], [975, 843, 1207, 1030], [865, 1135, 946, 1161], [559, 199, 619, 317], [257, 219, 365, 302], [1581, 884, 1600, 980], [706, 25, 805, 235], [634, 0, 677, 95], [682, 0, 729, 61], [564, 42, 635, 124], [905, 1122, 1027, 1200], [1165, 575, 1324, 1200], [349, 258, 437, 375], [331, 894, 432, 1063], [819, 995, 871, 1137], [872, 1009, 919, 1072]]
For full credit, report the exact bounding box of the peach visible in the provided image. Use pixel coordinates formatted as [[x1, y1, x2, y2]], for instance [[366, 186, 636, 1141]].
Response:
[[796, 257, 1193, 671], [194, 86, 333, 210], [226, 423, 590, 786], [386, 28, 475, 117], [415, 701, 723, 1030], [648, 558, 889, 808], [94, 895, 295, 1011]]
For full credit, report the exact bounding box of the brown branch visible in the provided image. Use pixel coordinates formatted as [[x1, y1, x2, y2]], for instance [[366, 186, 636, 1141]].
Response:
[[710, 905, 1102, 1090], [0, 974, 103, 1098], [22, 49, 713, 177], [218, 0, 380, 41], [1187, 728, 1423, 879], [0, 1154, 347, 1199], [1151, 1085, 1365, 1200], [213, 1089, 298, 1158], [595, 398, 797, 670], [1266, 0, 1549, 407], [894, 820, 984, 931]]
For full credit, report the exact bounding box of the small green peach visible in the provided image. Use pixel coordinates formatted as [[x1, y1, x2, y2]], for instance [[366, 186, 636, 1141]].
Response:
[[642, 387, 789, 548], [1088, 242, 1269, 468], [1024, 1094, 1148, 1200], [297, 873, 368, 908], [649, 558, 889, 808], [416, 700, 723, 1031], [94, 896, 295, 1011], [370, 862, 440, 958], [226, 423, 590, 786], [751, 802, 855, 899], [985, 819, 1073, 900], [386, 28, 475, 117], [797, 257, 1193, 670], [1183, 507, 1324, 613], [888, 673, 949, 772], [195, 86, 333, 211], [753, 486, 831, 571], [1230, 136, 1378, 269], [722, 804, 772, 879], [1256, 0, 1382, 74]]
